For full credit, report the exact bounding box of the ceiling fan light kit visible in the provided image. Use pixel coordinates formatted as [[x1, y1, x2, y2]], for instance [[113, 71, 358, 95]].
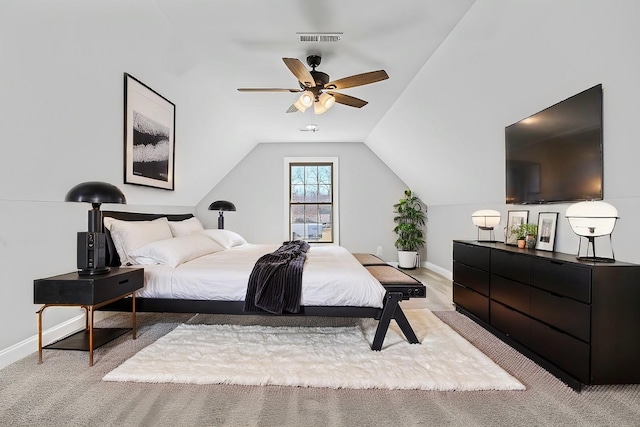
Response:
[[293, 90, 314, 112], [318, 92, 335, 109], [313, 100, 327, 115], [238, 55, 388, 114]]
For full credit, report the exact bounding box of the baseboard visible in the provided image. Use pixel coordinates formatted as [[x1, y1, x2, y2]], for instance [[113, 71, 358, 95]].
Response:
[[424, 262, 452, 280], [0, 311, 113, 370], [389, 260, 452, 280]]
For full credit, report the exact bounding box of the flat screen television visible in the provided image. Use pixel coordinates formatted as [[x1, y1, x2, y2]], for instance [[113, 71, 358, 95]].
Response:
[[505, 84, 603, 204]]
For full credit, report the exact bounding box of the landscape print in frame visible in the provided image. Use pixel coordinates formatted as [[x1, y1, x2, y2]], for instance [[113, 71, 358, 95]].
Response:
[[124, 73, 175, 190]]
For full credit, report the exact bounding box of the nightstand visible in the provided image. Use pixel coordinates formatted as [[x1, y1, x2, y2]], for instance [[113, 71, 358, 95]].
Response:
[[34, 267, 144, 366]]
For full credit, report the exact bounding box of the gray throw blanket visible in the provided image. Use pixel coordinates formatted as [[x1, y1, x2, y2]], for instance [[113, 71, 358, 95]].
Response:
[[243, 240, 310, 314]]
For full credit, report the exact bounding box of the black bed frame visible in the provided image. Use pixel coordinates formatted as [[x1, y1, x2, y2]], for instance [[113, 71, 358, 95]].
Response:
[[99, 211, 420, 350]]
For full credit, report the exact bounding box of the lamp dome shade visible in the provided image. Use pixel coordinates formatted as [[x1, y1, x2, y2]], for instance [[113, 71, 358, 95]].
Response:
[[471, 209, 501, 229], [208, 200, 236, 211], [65, 181, 126, 204], [566, 201, 618, 237]]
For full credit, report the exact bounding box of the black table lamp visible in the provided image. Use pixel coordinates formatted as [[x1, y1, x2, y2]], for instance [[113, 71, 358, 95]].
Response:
[[208, 200, 236, 229], [65, 181, 126, 275]]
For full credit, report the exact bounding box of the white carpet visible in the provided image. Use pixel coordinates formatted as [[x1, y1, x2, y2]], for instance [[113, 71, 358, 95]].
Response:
[[103, 309, 525, 391]]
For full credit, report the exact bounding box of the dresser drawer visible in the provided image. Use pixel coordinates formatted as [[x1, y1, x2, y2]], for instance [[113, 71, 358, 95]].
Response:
[[531, 318, 590, 383], [454, 262, 490, 296], [491, 250, 530, 283], [530, 258, 591, 303], [491, 300, 530, 347], [453, 282, 489, 323], [453, 242, 490, 271], [491, 274, 530, 315], [530, 287, 591, 342]]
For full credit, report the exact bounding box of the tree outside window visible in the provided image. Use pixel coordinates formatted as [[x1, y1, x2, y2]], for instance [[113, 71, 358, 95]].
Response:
[[289, 163, 333, 242]]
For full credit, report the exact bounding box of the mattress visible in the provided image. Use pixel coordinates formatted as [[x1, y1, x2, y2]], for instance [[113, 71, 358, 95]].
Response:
[[137, 244, 387, 308]]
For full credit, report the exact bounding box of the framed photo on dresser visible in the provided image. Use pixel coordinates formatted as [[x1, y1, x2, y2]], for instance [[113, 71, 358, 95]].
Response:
[[506, 210, 529, 245], [536, 212, 559, 252]]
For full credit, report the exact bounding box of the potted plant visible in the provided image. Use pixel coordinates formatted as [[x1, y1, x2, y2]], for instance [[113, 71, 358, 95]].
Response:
[[393, 189, 426, 269], [512, 223, 538, 249]]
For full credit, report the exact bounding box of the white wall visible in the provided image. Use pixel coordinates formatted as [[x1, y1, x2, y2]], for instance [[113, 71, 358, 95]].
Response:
[[195, 142, 410, 261], [367, 0, 640, 274], [0, 1, 231, 366], [0, 0, 255, 207]]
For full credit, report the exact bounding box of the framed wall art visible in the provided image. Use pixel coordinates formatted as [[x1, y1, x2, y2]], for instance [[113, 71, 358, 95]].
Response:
[[506, 210, 529, 245], [124, 73, 175, 190], [536, 212, 559, 252]]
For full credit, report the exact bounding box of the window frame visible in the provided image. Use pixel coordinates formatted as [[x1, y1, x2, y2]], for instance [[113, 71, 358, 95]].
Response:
[[283, 157, 339, 245]]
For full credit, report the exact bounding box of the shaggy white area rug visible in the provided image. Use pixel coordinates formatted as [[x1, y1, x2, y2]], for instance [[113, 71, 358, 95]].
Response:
[[103, 309, 525, 391]]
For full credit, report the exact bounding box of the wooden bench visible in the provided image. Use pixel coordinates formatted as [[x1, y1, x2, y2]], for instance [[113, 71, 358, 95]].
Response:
[[352, 253, 426, 299], [352, 253, 387, 266], [352, 253, 426, 350]]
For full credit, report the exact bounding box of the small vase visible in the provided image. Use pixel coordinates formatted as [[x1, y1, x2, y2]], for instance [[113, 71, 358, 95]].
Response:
[[517, 239, 526, 249], [526, 234, 536, 249]]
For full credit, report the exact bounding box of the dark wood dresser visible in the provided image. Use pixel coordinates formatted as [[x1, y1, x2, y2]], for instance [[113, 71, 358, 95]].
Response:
[[453, 240, 640, 390]]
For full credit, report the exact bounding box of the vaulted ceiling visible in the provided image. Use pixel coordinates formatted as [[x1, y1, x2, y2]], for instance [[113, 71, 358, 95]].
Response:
[[1, 0, 477, 207], [157, 0, 475, 145]]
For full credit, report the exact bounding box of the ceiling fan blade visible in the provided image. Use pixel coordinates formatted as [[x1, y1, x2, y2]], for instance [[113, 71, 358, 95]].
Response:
[[282, 58, 316, 88], [237, 88, 302, 92], [286, 104, 299, 113], [326, 70, 389, 90], [327, 92, 368, 108]]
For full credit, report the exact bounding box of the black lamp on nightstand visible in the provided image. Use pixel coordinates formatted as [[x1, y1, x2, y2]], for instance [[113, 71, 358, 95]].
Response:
[[208, 200, 236, 229], [65, 181, 126, 276]]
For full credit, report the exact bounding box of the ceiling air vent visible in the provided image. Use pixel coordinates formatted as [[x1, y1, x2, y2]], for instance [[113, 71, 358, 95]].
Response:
[[297, 32, 343, 43]]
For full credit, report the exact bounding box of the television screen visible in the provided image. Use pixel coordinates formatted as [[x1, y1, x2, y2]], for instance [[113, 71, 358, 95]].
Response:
[[505, 84, 603, 204]]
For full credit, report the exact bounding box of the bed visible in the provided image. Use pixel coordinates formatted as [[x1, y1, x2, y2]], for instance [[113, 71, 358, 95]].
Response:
[[98, 211, 423, 350]]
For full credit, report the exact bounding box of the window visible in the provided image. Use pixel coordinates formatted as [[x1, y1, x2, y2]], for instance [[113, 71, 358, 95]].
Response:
[[284, 157, 339, 244]]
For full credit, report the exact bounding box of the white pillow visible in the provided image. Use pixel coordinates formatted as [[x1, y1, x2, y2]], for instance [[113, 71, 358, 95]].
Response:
[[129, 233, 225, 267], [168, 217, 204, 237], [199, 229, 247, 249], [103, 217, 173, 265]]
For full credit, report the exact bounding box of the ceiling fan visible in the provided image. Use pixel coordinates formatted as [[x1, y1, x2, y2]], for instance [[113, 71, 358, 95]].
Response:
[[237, 55, 389, 114]]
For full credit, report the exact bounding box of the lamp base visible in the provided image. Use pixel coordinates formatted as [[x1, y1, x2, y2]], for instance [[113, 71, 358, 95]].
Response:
[[576, 256, 615, 263], [476, 227, 495, 243], [575, 235, 615, 263], [78, 267, 111, 276]]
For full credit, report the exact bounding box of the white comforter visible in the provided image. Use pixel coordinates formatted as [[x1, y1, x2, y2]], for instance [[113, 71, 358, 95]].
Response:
[[137, 244, 387, 308]]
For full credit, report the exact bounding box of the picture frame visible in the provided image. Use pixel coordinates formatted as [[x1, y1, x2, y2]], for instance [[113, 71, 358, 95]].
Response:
[[506, 210, 529, 245], [124, 73, 175, 190], [536, 212, 559, 252]]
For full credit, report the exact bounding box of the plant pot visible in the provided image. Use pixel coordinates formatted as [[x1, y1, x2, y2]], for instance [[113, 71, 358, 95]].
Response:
[[398, 251, 418, 269], [517, 239, 526, 249], [526, 234, 537, 249]]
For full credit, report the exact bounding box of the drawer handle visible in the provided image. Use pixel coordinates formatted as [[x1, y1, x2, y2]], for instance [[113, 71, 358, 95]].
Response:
[[544, 290, 565, 299], [543, 323, 583, 342], [119, 279, 129, 285], [546, 323, 565, 334]]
